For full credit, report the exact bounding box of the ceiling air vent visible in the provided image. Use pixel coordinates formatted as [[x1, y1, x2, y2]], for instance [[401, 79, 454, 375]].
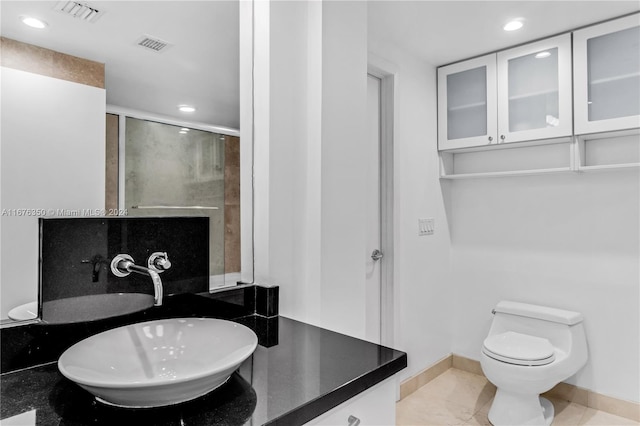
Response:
[[136, 35, 173, 53], [53, 1, 103, 23]]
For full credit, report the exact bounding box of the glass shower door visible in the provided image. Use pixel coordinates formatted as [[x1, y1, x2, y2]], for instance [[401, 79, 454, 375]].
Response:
[[124, 117, 229, 288]]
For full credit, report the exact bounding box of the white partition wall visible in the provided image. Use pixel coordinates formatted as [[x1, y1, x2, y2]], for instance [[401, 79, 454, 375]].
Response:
[[0, 67, 105, 319]]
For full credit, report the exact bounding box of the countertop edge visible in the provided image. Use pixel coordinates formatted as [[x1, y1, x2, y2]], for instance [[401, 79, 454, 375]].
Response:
[[266, 352, 408, 426]]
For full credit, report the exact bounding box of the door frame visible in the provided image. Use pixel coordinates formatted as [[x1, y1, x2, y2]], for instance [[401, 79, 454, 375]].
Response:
[[368, 58, 395, 347]]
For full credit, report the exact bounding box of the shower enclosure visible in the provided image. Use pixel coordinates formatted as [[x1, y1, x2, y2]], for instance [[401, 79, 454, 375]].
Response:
[[116, 116, 240, 289]]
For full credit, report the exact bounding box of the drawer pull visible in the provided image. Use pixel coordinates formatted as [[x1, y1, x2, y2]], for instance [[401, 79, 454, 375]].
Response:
[[348, 415, 361, 426]]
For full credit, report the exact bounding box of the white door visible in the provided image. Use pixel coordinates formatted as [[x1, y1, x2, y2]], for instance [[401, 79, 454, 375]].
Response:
[[365, 74, 382, 344]]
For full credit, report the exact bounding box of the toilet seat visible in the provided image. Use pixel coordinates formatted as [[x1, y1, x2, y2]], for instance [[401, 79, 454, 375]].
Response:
[[483, 331, 556, 366]]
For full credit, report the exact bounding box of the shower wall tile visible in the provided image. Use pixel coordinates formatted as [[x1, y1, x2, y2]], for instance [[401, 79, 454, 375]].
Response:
[[105, 114, 119, 213], [224, 164, 241, 205], [224, 136, 241, 274], [0, 37, 104, 88], [225, 205, 241, 273]]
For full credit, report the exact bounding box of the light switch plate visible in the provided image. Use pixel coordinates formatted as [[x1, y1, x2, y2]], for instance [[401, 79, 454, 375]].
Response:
[[419, 218, 434, 236]]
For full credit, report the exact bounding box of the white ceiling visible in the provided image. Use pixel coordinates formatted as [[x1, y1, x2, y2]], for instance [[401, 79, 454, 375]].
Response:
[[368, 1, 640, 66], [1, 1, 240, 129], [2, 1, 638, 131]]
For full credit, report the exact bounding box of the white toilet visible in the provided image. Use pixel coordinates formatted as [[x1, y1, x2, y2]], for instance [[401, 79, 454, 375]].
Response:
[[480, 301, 588, 426]]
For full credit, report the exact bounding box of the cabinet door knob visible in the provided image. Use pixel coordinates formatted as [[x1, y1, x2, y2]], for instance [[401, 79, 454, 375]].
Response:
[[500, 135, 506, 141], [348, 415, 361, 426], [488, 136, 494, 143]]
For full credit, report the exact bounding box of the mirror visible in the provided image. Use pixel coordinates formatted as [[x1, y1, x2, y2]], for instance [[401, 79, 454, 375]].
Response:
[[0, 1, 244, 325]]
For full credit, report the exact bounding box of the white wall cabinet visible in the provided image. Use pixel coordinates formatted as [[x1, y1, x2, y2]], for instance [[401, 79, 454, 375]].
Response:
[[573, 14, 640, 135], [497, 34, 573, 144], [437, 54, 497, 150], [438, 34, 572, 150], [438, 14, 639, 178]]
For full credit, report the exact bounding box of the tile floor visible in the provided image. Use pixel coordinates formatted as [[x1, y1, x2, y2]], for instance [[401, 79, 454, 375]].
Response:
[[396, 369, 640, 426]]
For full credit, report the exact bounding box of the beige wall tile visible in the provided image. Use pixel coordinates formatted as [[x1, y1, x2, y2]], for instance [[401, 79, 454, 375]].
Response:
[[1, 37, 53, 75], [224, 164, 241, 205], [1, 37, 104, 88], [52, 50, 104, 88], [224, 204, 241, 273], [225, 135, 241, 167], [224, 136, 241, 274], [105, 114, 119, 213]]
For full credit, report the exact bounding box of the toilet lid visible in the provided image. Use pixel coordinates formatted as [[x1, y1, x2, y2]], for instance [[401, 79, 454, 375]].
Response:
[[483, 331, 555, 366]]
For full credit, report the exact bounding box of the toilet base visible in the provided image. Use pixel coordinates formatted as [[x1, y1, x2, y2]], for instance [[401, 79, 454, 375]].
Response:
[[488, 389, 554, 426]]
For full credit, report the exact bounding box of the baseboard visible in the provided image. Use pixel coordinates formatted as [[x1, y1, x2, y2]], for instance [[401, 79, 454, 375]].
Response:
[[399, 354, 452, 400], [400, 354, 639, 422]]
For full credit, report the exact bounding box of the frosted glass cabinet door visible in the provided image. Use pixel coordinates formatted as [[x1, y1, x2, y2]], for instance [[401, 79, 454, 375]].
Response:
[[574, 14, 640, 134], [437, 54, 497, 150], [497, 34, 573, 144]]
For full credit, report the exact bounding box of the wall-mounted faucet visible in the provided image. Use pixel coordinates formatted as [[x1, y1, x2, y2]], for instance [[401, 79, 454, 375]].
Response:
[[110, 253, 171, 306]]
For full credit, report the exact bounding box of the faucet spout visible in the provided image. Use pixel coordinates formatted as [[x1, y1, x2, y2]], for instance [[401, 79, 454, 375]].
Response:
[[110, 255, 164, 306], [124, 263, 163, 306]]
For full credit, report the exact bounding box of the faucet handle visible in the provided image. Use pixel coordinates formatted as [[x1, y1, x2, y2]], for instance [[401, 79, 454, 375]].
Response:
[[148, 252, 171, 273], [111, 254, 135, 277]]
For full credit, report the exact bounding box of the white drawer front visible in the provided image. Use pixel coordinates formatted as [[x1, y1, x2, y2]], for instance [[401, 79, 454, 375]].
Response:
[[304, 378, 396, 426]]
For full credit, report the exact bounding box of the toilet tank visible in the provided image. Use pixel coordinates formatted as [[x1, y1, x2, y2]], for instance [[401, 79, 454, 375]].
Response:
[[494, 301, 583, 325], [489, 301, 585, 355]]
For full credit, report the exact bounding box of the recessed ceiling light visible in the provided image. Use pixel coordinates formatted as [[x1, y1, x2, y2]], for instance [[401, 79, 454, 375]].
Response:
[[180, 127, 190, 131], [179, 130, 188, 134], [20, 15, 48, 29], [178, 105, 196, 113], [535, 51, 551, 59], [503, 20, 523, 32]]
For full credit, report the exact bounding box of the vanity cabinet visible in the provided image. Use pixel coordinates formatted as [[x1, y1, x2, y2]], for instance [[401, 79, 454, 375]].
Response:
[[438, 34, 572, 151], [304, 378, 396, 425], [573, 14, 640, 135]]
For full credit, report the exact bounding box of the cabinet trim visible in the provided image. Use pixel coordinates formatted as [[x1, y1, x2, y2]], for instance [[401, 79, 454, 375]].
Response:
[[439, 133, 639, 179], [574, 130, 640, 171]]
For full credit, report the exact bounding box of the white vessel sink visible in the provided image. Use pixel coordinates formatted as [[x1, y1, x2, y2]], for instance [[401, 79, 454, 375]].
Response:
[[58, 317, 258, 408]]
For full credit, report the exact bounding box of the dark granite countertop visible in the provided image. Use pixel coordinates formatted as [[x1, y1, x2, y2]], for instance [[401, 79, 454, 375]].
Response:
[[0, 316, 407, 426]]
